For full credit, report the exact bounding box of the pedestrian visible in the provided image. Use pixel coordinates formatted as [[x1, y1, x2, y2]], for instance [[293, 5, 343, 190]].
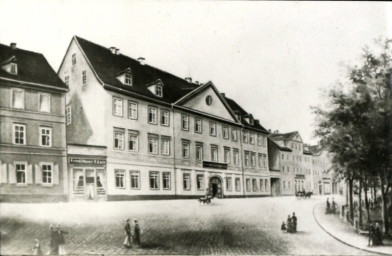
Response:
[[48, 224, 58, 255], [133, 219, 141, 248], [281, 221, 286, 231], [331, 198, 337, 213], [292, 212, 297, 233], [326, 198, 330, 214], [124, 219, 132, 248], [56, 224, 68, 255], [32, 238, 43, 255], [287, 215, 292, 233], [373, 223, 383, 246], [368, 223, 375, 246]]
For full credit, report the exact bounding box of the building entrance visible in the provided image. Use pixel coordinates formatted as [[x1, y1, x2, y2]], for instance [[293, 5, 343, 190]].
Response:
[[271, 178, 280, 196], [209, 176, 222, 198], [72, 168, 106, 200]]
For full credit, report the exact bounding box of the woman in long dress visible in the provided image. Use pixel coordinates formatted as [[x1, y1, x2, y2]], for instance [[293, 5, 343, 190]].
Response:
[[124, 219, 132, 248], [133, 219, 141, 247], [48, 224, 58, 255], [56, 224, 68, 255]]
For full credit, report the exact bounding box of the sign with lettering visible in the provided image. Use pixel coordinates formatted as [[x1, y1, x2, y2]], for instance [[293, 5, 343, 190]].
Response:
[[69, 158, 106, 165], [203, 161, 228, 170], [295, 174, 305, 179]]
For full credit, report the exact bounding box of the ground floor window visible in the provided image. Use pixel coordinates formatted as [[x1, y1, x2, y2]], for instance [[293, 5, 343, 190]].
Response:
[[15, 162, 26, 184], [183, 173, 191, 190], [246, 178, 251, 192], [260, 179, 265, 191], [197, 174, 204, 190], [265, 179, 269, 191], [252, 179, 258, 191], [235, 177, 241, 191], [283, 181, 286, 189], [41, 163, 53, 184], [130, 171, 140, 189], [149, 171, 159, 189], [163, 172, 171, 190], [115, 170, 125, 188], [226, 177, 232, 191]]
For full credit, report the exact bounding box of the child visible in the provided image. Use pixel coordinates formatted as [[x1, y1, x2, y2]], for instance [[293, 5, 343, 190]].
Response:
[[281, 221, 287, 231], [32, 238, 43, 255]]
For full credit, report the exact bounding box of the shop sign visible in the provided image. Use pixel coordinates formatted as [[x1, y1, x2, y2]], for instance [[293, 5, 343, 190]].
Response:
[[69, 158, 106, 165], [203, 161, 228, 170]]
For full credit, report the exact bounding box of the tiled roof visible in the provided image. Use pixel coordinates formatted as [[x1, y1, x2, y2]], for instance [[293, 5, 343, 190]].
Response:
[[0, 43, 66, 89], [74, 36, 198, 103], [269, 131, 298, 141], [268, 137, 292, 152]]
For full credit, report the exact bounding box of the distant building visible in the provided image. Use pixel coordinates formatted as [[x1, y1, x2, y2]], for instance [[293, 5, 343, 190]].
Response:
[[58, 36, 270, 201], [0, 42, 68, 202], [307, 145, 335, 195]]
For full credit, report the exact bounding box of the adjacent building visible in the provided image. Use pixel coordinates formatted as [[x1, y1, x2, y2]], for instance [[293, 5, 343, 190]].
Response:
[[58, 36, 270, 201], [0, 43, 68, 202]]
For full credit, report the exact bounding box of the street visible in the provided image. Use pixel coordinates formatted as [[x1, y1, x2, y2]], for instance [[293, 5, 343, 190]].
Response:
[[0, 196, 367, 255]]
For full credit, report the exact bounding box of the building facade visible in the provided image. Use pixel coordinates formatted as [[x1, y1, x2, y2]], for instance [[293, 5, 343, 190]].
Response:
[[58, 36, 271, 201], [0, 43, 68, 202]]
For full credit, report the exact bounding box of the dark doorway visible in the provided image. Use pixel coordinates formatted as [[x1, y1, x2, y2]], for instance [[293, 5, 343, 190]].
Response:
[[209, 176, 222, 198], [271, 178, 280, 196]]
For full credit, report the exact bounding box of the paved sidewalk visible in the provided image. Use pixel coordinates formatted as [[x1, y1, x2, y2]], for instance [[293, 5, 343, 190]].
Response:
[[313, 201, 392, 255]]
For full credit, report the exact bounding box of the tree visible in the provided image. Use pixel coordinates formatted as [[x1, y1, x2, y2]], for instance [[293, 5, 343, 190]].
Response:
[[313, 38, 392, 234]]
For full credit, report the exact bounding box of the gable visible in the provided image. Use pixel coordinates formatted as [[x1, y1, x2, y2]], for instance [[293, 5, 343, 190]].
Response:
[[180, 85, 236, 122], [292, 132, 303, 143]]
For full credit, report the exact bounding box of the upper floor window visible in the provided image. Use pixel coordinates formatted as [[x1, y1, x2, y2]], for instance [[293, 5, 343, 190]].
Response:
[[161, 110, 170, 126], [128, 101, 138, 119], [39, 93, 50, 113], [257, 135, 262, 146], [243, 131, 248, 143], [72, 53, 76, 65], [182, 140, 190, 159], [128, 130, 139, 152], [181, 114, 189, 131], [210, 122, 216, 136], [244, 151, 250, 166], [233, 149, 239, 165], [155, 85, 163, 97], [161, 137, 171, 155], [211, 145, 218, 162], [12, 88, 24, 109], [148, 106, 157, 124], [222, 126, 229, 140], [125, 73, 133, 86], [40, 127, 52, 147], [82, 70, 87, 86], [148, 135, 159, 154], [195, 118, 202, 133], [196, 143, 203, 161], [251, 152, 256, 167], [65, 104, 72, 125], [249, 133, 255, 145], [224, 147, 231, 164], [13, 124, 26, 145], [113, 97, 123, 117], [113, 129, 124, 150], [64, 76, 69, 86], [231, 128, 238, 141], [10, 63, 18, 74], [258, 153, 263, 168]]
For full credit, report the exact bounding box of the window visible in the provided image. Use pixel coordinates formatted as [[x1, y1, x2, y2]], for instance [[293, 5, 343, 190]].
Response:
[[288, 181, 291, 188], [211, 145, 218, 162], [281, 154, 284, 160], [243, 131, 248, 143], [282, 166, 285, 172], [224, 147, 230, 164], [250, 133, 255, 144], [265, 179, 269, 191], [41, 163, 53, 184], [183, 173, 191, 190], [64, 76, 69, 86], [233, 149, 239, 165], [72, 53, 76, 65], [148, 106, 157, 124], [222, 126, 229, 139], [161, 137, 170, 155], [128, 101, 138, 119], [182, 141, 190, 159], [13, 124, 26, 145], [251, 152, 256, 167], [257, 135, 262, 146], [246, 178, 251, 192], [210, 122, 216, 136], [12, 88, 24, 109], [128, 131, 138, 152], [235, 177, 241, 191], [261, 179, 265, 191], [82, 70, 87, 86], [155, 85, 163, 97], [283, 181, 286, 189], [196, 143, 203, 161], [40, 127, 52, 147], [181, 114, 189, 131], [195, 118, 202, 133], [114, 130, 124, 150], [149, 171, 159, 189], [232, 128, 238, 141], [264, 137, 267, 147], [226, 177, 232, 191], [263, 154, 267, 168], [148, 135, 159, 154], [161, 110, 170, 126], [162, 172, 171, 189], [10, 63, 17, 74], [252, 179, 258, 191], [206, 95, 213, 105], [258, 153, 263, 167], [65, 104, 71, 125], [15, 162, 26, 184], [125, 73, 133, 86], [197, 174, 204, 190], [115, 170, 125, 188], [244, 151, 250, 166], [113, 97, 123, 117], [39, 93, 50, 113], [130, 171, 140, 189]]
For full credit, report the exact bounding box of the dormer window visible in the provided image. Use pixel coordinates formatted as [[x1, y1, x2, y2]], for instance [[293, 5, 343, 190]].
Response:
[[125, 72, 132, 86], [116, 67, 133, 86], [10, 63, 17, 75], [155, 85, 163, 97]]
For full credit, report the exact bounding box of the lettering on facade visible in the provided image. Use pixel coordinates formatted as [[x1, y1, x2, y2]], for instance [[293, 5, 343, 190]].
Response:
[[69, 158, 106, 165], [202, 161, 228, 170], [295, 174, 305, 179]]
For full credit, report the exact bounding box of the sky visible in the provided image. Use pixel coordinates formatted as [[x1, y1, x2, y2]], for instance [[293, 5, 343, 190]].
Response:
[[1, 1, 391, 144]]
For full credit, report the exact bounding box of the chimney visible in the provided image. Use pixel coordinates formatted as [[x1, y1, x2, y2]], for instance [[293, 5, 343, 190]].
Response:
[[137, 57, 145, 65], [115, 48, 120, 55], [109, 47, 116, 54], [185, 77, 192, 83], [10, 42, 16, 49]]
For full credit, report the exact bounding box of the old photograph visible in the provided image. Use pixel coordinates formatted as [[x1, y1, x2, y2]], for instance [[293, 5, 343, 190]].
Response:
[[0, 1, 391, 255]]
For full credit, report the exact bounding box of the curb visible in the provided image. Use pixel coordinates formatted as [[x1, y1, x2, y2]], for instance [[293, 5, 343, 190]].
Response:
[[312, 202, 391, 256]]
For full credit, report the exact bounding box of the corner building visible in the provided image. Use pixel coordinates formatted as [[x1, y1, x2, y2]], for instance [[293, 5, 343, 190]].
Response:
[[0, 43, 68, 202], [58, 36, 270, 201]]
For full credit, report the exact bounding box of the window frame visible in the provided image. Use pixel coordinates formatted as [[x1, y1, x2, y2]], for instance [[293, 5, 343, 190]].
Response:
[[13, 123, 26, 145], [211, 145, 218, 162], [148, 135, 159, 155], [235, 177, 241, 191], [183, 172, 191, 191], [233, 148, 239, 165], [15, 161, 27, 185], [196, 174, 204, 190], [209, 122, 216, 136], [40, 162, 54, 185], [128, 131, 139, 152], [113, 97, 123, 117], [39, 126, 52, 147], [113, 130, 125, 150], [82, 70, 87, 86], [226, 177, 233, 191], [182, 140, 190, 159], [195, 118, 202, 133], [38, 93, 51, 113], [231, 128, 238, 141], [162, 172, 171, 190], [181, 114, 189, 131], [65, 104, 72, 125], [222, 126, 229, 140], [161, 109, 170, 126], [148, 106, 158, 124], [125, 72, 133, 86], [11, 88, 25, 109], [128, 101, 138, 120], [149, 171, 160, 190], [161, 137, 171, 156], [196, 143, 203, 161], [72, 53, 76, 65], [130, 170, 140, 189], [249, 133, 255, 145], [155, 85, 163, 97], [10, 63, 18, 74], [224, 147, 231, 164], [114, 169, 125, 189]]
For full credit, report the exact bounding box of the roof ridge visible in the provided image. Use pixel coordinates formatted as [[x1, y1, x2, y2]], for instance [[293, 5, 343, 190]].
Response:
[[0, 43, 44, 56]]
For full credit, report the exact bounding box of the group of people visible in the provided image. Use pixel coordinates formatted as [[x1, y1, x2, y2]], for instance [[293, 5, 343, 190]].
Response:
[[281, 212, 298, 233], [326, 197, 337, 214], [124, 218, 142, 248], [368, 222, 384, 246], [31, 224, 68, 255]]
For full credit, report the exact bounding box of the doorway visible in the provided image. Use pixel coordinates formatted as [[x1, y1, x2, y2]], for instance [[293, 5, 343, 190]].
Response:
[[209, 176, 223, 198], [271, 178, 280, 196]]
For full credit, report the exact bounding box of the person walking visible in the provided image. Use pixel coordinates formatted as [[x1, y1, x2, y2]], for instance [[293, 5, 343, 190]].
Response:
[[292, 212, 297, 233], [287, 215, 292, 233], [124, 219, 132, 248], [326, 198, 330, 214], [48, 224, 58, 255], [368, 222, 375, 246], [32, 238, 43, 255], [374, 223, 383, 245], [133, 219, 141, 248], [56, 224, 68, 255]]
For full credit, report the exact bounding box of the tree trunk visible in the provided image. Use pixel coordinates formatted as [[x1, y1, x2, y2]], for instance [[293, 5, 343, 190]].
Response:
[[364, 178, 370, 223], [380, 174, 389, 235], [373, 185, 377, 204], [358, 178, 363, 227], [349, 178, 354, 222]]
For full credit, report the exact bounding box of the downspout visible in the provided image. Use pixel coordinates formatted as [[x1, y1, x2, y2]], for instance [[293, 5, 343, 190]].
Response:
[[239, 125, 246, 198], [171, 104, 177, 198]]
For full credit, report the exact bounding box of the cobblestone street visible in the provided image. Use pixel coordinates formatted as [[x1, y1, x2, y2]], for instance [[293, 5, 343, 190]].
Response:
[[1, 196, 367, 255]]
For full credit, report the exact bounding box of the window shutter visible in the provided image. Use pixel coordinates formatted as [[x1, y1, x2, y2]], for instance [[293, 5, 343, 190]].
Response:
[[53, 164, 59, 185], [26, 164, 33, 184], [35, 164, 42, 184], [0, 162, 7, 183], [9, 164, 16, 184]]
